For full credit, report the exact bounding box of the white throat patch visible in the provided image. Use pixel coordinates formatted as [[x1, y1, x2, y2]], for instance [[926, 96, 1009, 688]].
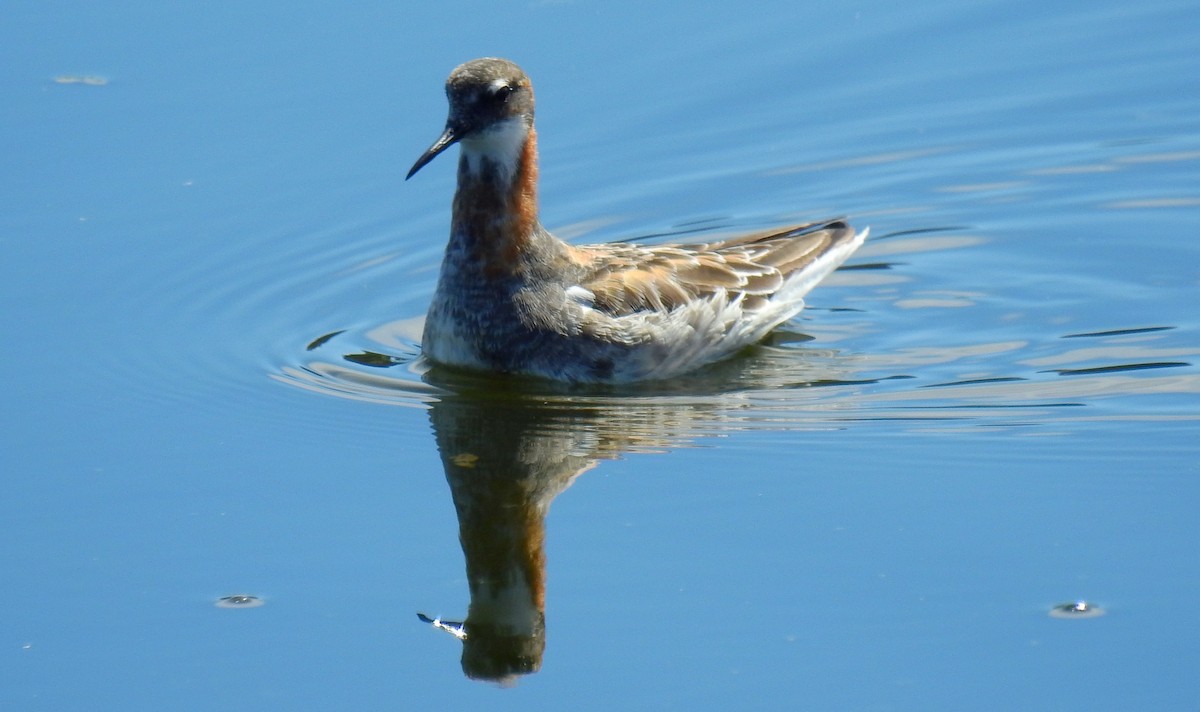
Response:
[[459, 117, 528, 180]]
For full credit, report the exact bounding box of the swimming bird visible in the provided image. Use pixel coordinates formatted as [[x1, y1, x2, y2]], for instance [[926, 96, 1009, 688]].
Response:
[[407, 57, 867, 383]]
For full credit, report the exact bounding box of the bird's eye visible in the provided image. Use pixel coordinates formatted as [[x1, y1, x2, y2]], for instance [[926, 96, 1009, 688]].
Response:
[[487, 82, 516, 103]]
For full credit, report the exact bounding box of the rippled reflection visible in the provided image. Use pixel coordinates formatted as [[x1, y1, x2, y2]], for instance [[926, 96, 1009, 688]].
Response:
[[275, 300, 1198, 429]]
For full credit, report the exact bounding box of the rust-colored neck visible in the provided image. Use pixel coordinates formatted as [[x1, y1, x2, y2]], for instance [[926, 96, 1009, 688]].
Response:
[[449, 128, 542, 279]]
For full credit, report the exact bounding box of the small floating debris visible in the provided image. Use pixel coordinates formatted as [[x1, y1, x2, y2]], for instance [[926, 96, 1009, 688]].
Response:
[[53, 75, 108, 86], [1048, 600, 1105, 619], [344, 350, 404, 367], [307, 330, 345, 350], [451, 453, 480, 468], [215, 594, 265, 609]]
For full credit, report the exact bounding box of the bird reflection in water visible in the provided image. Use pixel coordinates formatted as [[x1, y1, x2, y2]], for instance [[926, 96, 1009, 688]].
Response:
[[418, 380, 712, 684]]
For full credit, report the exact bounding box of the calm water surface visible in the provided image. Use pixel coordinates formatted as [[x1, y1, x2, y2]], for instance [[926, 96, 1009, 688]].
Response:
[[3, 0, 1198, 710]]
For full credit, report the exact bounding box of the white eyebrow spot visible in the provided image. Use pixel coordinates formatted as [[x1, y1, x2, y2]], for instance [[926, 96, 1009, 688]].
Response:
[[488, 78, 510, 92]]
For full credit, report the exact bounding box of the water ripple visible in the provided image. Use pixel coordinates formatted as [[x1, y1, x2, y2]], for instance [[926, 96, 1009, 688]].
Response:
[[271, 248, 1200, 436]]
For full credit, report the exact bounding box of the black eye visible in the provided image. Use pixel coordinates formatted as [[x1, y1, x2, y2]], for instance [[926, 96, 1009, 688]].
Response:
[[487, 82, 516, 103]]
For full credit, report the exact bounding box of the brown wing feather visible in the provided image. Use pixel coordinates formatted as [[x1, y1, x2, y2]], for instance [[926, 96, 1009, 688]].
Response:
[[577, 219, 855, 317]]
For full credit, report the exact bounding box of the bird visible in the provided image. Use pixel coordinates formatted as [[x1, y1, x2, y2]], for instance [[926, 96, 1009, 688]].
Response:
[[406, 57, 867, 384]]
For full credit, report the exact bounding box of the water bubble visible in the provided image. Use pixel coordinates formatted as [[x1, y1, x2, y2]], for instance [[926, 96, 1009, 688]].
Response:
[[1048, 600, 1105, 618], [215, 594, 265, 609]]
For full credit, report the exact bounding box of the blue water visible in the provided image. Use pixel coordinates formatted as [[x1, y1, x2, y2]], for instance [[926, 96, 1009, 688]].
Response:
[[3, 0, 1198, 710]]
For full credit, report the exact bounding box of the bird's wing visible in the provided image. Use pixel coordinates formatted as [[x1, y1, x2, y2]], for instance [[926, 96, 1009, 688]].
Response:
[[575, 220, 856, 316]]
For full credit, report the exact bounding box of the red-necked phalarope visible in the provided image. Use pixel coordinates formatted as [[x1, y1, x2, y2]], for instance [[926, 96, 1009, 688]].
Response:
[[407, 57, 868, 383]]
